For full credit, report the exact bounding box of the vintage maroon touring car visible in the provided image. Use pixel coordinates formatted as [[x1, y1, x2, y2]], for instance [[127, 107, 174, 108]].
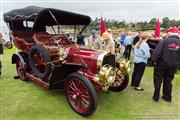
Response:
[[4, 6, 130, 116]]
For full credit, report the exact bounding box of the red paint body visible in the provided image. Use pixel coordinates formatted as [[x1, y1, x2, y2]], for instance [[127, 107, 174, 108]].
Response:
[[12, 36, 101, 89], [13, 37, 34, 52], [65, 47, 100, 74]]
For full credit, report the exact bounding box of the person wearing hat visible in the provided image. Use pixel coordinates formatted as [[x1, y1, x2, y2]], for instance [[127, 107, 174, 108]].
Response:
[[152, 27, 180, 102], [87, 29, 102, 50], [101, 32, 115, 54], [0, 32, 5, 75]]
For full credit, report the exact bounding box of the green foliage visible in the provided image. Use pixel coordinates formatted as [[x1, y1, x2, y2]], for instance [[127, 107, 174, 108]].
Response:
[[89, 17, 180, 31], [149, 18, 157, 25], [161, 17, 170, 28]]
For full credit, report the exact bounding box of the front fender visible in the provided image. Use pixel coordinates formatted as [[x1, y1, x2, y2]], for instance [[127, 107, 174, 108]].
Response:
[[49, 62, 85, 89]]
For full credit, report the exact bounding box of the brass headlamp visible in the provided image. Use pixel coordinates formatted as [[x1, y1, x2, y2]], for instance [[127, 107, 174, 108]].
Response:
[[98, 64, 116, 91], [119, 59, 130, 74]]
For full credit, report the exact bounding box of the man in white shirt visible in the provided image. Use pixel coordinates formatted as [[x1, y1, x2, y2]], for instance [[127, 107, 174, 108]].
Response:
[[123, 32, 133, 59]]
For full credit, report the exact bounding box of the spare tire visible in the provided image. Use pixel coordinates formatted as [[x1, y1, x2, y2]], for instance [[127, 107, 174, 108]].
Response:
[[28, 45, 52, 79]]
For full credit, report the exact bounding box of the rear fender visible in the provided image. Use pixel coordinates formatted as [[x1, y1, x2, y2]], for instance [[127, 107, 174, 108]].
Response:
[[12, 53, 26, 65]]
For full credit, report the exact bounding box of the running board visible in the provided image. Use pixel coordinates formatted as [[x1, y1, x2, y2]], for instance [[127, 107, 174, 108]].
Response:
[[26, 73, 49, 89]]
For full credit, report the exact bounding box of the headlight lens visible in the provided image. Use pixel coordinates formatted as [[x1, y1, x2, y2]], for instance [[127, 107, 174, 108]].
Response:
[[58, 50, 67, 58], [62, 51, 68, 58], [58, 46, 67, 60], [108, 75, 114, 83]]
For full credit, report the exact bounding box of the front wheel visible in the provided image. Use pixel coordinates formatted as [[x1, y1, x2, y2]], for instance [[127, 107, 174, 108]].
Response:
[[109, 74, 129, 92], [65, 72, 97, 116]]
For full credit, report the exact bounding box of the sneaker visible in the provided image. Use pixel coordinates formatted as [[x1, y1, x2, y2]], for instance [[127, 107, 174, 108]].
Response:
[[134, 87, 144, 91]]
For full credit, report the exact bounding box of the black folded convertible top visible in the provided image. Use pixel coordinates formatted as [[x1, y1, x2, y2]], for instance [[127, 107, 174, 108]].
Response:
[[4, 6, 42, 22], [4, 6, 91, 26]]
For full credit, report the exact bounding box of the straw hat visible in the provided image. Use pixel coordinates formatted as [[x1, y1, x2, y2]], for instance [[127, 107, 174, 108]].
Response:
[[102, 32, 110, 40], [107, 28, 112, 32]]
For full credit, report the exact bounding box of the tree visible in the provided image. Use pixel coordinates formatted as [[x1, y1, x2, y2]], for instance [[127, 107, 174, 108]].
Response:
[[149, 18, 157, 25], [161, 17, 170, 28], [169, 19, 177, 27], [87, 17, 179, 33]]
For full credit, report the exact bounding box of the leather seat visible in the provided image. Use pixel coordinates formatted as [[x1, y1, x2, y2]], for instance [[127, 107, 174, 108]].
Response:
[[12, 30, 34, 44], [33, 32, 54, 45]]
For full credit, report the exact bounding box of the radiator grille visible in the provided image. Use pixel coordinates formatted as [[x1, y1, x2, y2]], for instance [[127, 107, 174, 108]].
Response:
[[102, 54, 115, 67]]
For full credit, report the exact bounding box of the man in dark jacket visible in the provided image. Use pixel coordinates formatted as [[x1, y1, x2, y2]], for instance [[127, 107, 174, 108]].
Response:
[[133, 31, 142, 46], [76, 34, 85, 46], [152, 27, 180, 102]]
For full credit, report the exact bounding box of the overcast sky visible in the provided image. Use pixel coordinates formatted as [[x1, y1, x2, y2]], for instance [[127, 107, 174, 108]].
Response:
[[0, 0, 180, 31]]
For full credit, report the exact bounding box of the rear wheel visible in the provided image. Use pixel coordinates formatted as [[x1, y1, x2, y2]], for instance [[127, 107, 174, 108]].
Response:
[[6, 41, 13, 49], [16, 57, 28, 81], [109, 74, 129, 92], [65, 72, 97, 116]]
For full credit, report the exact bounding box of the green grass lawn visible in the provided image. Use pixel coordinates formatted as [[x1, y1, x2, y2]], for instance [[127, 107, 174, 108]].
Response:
[[0, 48, 180, 120]]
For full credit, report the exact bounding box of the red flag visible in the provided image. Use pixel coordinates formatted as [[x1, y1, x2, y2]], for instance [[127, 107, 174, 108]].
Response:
[[154, 19, 161, 38], [100, 17, 106, 36]]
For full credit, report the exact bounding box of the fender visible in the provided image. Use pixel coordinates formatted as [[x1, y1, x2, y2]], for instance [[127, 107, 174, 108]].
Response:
[[49, 62, 85, 89], [12, 52, 27, 67]]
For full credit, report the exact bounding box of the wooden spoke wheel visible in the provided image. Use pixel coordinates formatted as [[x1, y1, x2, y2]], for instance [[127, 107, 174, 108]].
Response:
[[16, 58, 27, 81], [109, 74, 129, 92], [65, 72, 97, 116]]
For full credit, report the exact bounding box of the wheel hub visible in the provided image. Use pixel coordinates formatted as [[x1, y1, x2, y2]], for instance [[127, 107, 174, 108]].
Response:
[[72, 91, 81, 99], [72, 94, 77, 99], [111, 73, 124, 87]]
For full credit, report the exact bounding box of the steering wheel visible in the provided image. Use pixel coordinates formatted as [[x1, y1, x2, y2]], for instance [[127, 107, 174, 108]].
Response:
[[49, 35, 63, 45]]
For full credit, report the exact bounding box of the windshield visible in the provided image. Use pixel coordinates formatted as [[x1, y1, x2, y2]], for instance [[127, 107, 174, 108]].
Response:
[[46, 25, 87, 41]]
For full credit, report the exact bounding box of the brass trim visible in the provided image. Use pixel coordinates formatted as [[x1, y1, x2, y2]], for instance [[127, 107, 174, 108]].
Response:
[[96, 52, 107, 69]]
